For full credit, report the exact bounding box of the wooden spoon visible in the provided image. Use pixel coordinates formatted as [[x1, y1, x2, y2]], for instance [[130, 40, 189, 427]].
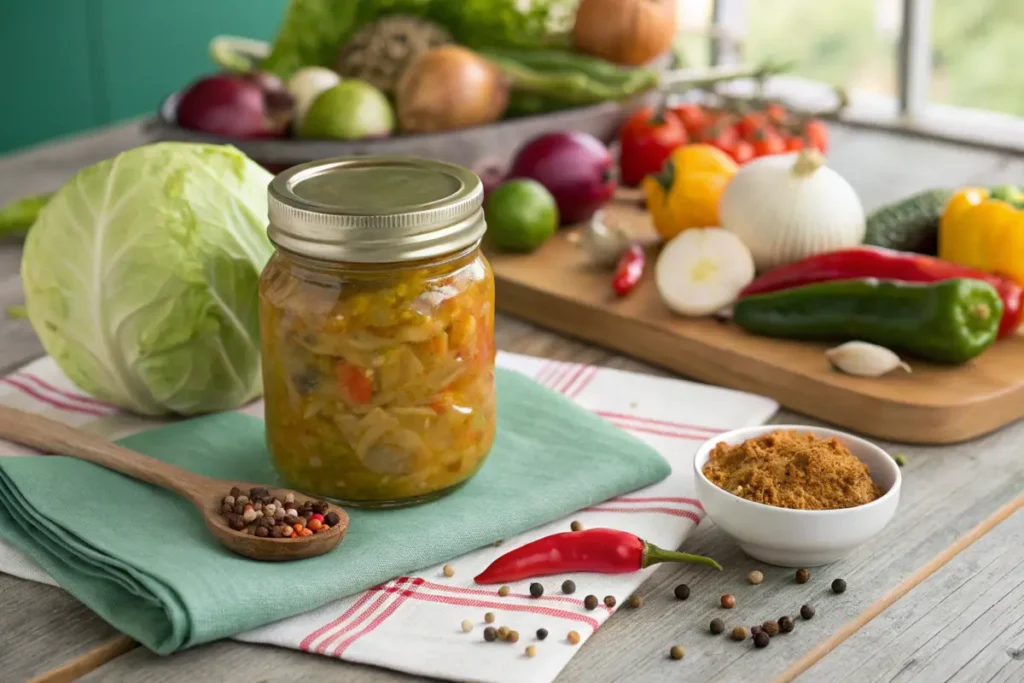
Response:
[[0, 406, 348, 561]]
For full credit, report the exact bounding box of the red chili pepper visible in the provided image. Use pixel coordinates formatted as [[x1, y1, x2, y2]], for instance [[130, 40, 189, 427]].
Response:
[[618, 105, 687, 187], [612, 244, 646, 297], [739, 246, 1024, 338], [473, 528, 722, 584]]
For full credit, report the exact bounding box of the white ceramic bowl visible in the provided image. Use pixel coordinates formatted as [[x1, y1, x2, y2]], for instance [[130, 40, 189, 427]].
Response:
[[693, 424, 901, 568]]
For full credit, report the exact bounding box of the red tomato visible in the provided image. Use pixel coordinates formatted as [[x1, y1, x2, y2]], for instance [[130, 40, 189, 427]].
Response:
[[618, 106, 687, 186], [670, 104, 707, 138], [735, 112, 764, 140], [765, 103, 789, 126], [730, 140, 756, 165], [804, 119, 829, 154], [784, 136, 805, 153], [751, 129, 786, 157]]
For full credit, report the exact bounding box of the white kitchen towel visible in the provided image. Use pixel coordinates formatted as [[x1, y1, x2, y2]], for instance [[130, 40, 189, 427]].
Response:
[[0, 351, 777, 683]]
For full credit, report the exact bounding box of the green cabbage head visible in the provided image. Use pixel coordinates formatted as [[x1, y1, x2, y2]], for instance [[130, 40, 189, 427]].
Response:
[[22, 142, 274, 416]]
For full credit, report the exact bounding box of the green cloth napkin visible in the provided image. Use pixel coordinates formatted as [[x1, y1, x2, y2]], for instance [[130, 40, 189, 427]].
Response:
[[0, 368, 669, 654]]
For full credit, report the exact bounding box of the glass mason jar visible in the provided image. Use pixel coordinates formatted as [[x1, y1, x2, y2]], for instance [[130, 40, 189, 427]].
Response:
[[259, 157, 496, 508]]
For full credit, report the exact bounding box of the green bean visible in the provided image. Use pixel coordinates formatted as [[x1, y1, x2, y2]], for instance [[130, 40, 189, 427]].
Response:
[[479, 47, 646, 87]]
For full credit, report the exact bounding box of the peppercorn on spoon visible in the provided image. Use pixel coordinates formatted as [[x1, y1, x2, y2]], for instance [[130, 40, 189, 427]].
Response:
[[0, 406, 349, 561]]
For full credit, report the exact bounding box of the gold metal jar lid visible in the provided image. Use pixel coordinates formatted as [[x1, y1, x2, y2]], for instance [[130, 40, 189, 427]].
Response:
[[267, 156, 484, 263]]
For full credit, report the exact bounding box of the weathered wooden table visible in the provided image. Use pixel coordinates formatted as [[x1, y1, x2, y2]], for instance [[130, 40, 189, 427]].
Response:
[[1, 123, 1022, 683]]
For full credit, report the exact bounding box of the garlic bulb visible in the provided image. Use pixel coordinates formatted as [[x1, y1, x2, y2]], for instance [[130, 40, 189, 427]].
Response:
[[825, 341, 910, 377], [720, 149, 865, 272]]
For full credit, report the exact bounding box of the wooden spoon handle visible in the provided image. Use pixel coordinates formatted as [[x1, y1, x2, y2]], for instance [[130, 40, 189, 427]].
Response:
[[0, 405, 209, 504]]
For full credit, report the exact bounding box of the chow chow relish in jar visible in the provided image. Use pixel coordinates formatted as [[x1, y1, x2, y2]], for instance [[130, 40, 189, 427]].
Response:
[[260, 157, 496, 507]]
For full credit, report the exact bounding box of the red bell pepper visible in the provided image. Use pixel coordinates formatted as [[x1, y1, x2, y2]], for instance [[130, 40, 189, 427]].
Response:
[[474, 528, 721, 584], [618, 105, 687, 187], [739, 247, 1024, 338]]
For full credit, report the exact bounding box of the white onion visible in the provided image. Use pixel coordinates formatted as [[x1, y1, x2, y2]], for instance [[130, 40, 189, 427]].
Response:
[[719, 149, 865, 272]]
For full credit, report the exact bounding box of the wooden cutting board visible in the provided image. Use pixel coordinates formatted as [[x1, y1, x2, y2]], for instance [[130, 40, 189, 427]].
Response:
[[488, 198, 1024, 445]]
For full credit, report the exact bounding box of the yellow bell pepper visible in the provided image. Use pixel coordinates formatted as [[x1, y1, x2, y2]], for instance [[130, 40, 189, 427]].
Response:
[[642, 144, 737, 241], [940, 186, 1024, 285]]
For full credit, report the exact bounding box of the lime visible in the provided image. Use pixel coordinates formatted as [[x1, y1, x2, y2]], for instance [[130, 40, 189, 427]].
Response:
[[299, 81, 395, 140], [209, 35, 270, 72], [485, 179, 559, 253]]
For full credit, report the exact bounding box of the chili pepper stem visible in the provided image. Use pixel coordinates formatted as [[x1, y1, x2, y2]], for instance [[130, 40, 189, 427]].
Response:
[[641, 540, 723, 571]]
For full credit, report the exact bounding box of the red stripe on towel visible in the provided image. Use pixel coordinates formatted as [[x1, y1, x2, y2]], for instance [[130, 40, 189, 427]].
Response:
[[595, 410, 724, 435], [0, 378, 108, 417], [17, 373, 114, 409]]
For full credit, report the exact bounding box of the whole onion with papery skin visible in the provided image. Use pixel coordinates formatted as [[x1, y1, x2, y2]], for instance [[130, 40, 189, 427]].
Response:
[[506, 132, 616, 225], [177, 73, 293, 139]]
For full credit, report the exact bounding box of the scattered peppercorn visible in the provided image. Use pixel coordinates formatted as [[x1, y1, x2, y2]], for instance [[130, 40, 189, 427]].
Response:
[[584, 595, 599, 610], [498, 626, 510, 640], [894, 453, 907, 467], [731, 626, 748, 641], [498, 586, 511, 597], [669, 645, 685, 660], [754, 631, 770, 648], [570, 520, 584, 532], [779, 616, 795, 633], [483, 627, 497, 642], [751, 625, 763, 636], [795, 568, 810, 584], [747, 570, 764, 585], [530, 582, 544, 598], [507, 630, 520, 644], [485, 612, 496, 624], [603, 595, 616, 608], [537, 628, 548, 641], [800, 604, 815, 620], [443, 565, 455, 577], [526, 645, 537, 658], [721, 594, 736, 609], [674, 584, 690, 600], [710, 618, 725, 635], [461, 619, 473, 633], [832, 578, 847, 594], [762, 620, 780, 636], [562, 580, 576, 595], [567, 630, 581, 645], [325, 511, 341, 526], [628, 595, 643, 608]]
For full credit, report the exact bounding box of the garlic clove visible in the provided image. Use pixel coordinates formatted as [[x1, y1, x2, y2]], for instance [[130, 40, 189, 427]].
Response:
[[825, 341, 911, 378], [578, 210, 632, 268]]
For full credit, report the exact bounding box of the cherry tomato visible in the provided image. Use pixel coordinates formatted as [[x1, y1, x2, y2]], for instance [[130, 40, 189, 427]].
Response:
[[784, 136, 805, 153], [670, 104, 707, 138], [730, 140, 756, 165], [735, 112, 764, 140], [765, 103, 789, 126], [751, 129, 786, 157], [804, 119, 829, 154], [700, 121, 739, 155]]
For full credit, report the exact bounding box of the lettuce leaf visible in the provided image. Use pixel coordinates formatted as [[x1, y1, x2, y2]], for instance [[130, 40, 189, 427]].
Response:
[[262, 0, 576, 78]]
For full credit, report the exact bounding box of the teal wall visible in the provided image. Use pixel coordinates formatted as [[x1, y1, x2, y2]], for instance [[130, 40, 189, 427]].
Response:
[[2, 0, 287, 154]]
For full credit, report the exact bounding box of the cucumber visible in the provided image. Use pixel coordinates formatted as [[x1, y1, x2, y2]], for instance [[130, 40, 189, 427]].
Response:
[[863, 188, 952, 255]]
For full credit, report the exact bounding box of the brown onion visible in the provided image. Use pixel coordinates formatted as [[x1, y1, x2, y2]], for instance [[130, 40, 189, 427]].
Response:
[[573, 0, 677, 66], [396, 46, 509, 134]]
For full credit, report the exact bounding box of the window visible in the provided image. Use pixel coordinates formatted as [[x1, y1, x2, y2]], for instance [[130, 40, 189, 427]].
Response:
[[930, 0, 1024, 117], [687, 0, 1024, 148]]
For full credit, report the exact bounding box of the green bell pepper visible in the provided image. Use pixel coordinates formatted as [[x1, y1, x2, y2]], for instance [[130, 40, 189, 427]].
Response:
[[732, 277, 1002, 364]]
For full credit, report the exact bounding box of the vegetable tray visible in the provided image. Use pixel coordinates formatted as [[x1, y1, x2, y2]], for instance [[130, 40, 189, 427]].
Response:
[[488, 197, 1024, 445], [146, 90, 656, 171]]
